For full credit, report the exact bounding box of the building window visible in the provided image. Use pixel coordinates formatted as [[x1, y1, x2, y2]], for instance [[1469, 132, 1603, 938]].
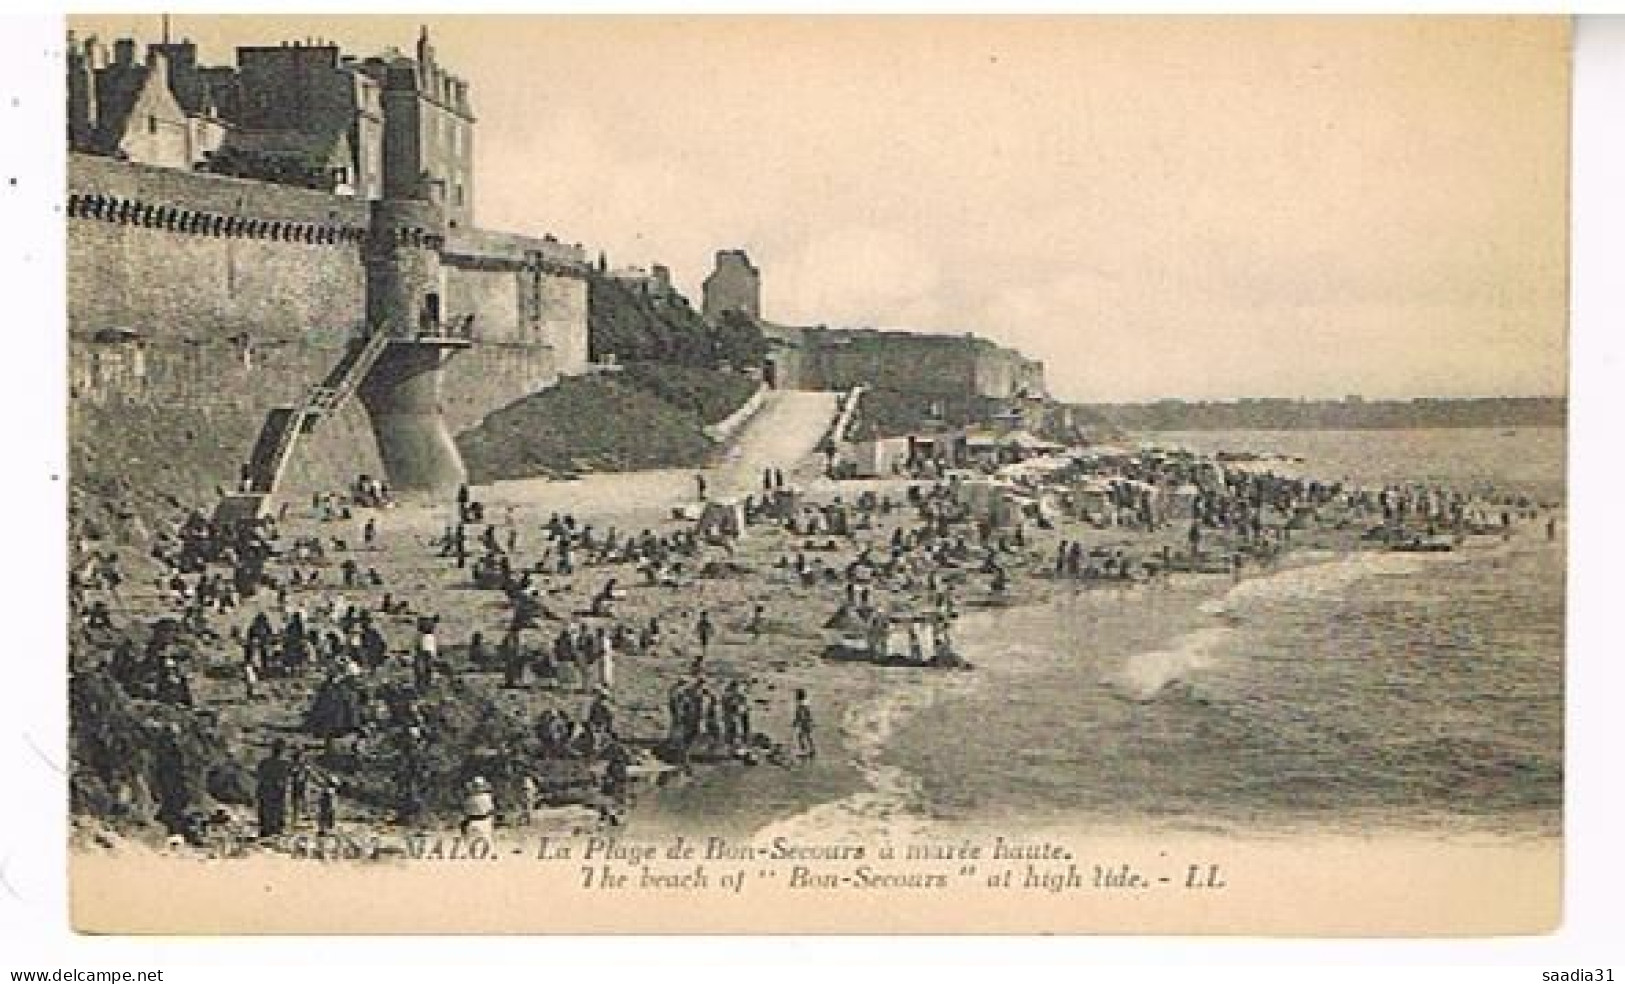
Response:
[[147, 114, 157, 134], [453, 184, 463, 207]]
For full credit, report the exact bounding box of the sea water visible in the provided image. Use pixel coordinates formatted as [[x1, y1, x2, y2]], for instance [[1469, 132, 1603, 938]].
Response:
[[767, 428, 1566, 841]]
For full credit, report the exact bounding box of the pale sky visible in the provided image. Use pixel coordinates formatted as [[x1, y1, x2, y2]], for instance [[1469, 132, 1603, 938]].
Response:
[[70, 15, 1570, 402]]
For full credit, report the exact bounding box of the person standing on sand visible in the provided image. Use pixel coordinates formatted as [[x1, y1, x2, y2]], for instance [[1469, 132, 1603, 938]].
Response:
[[696, 473, 708, 501], [413, 617, 438, 693], [288, 748, 309, 827], [793, 689, 816, 761], [254, 739, 292, 838], [696, 610, 714, 657], [666, 678, 690, 761], [597, 632, 616, 691], [316, 779, 337, 836], [502, 628, 527, 688], [588, 688, 616, 740], [681, 678, 706, 750], [700, 682, 722, 747], [722, 680, 748, 748]]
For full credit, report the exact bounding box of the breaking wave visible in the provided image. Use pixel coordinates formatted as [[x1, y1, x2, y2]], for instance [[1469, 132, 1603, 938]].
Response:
[[1115, 550, 1440, 701], [1198, 550, 1431, 618], [751, 652, 995, 842]]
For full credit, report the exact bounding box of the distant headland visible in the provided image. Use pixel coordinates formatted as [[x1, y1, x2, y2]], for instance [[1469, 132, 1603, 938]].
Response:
[[1074, 396, 1566, 432]]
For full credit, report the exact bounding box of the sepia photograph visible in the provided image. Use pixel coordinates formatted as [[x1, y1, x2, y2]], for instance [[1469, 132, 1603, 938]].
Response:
[[52, 13, 1570, 935]]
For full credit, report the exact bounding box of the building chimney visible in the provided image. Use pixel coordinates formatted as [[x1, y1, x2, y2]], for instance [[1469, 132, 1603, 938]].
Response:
[[113, 37, 135, 66]]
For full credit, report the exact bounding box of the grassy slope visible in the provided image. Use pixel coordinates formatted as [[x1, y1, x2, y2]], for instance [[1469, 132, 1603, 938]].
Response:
[[455, 374, 718, 483], [618, 361, 759, 426]]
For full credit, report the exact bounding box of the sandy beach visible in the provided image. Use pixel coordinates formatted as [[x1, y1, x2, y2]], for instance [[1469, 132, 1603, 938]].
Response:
[[67, 387, 1568, 862], [63, 416, 1568, 946]]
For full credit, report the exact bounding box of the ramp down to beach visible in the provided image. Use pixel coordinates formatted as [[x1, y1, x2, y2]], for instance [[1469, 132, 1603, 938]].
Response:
[[485, 388, 844, 517], [711, 389, 842, 493]]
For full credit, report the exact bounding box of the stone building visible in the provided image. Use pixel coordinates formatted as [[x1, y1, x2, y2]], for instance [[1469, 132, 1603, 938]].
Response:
[[370, 28, 477, 228], [795, 327, 1045, 401], [702, 249, 761, 322], [696, 248, 1046, 400], [607, 262, 677, 302], [67, 36, 219, 169], [66, 26, 473, 222], [225, 40, 386, 200]]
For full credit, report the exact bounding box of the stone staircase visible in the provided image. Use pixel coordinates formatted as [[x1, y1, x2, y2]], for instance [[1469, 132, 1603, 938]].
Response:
[[827, 384, 865, 444], [243, 407, 307, 495], [304, 330, 390, 416], [215, 332, 391, 521]]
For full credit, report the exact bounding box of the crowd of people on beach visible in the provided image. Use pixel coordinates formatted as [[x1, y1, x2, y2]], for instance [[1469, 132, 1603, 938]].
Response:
[[68, 427, 1563, 849], [227, 476, 832, 837]]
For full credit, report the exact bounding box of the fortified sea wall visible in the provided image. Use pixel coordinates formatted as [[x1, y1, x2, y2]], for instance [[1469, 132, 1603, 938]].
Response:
[[67, 152, 588, 502], [792, 327, 1045, 400]]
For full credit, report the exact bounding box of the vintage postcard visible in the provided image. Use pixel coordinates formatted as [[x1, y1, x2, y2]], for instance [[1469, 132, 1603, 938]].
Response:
[[62, 15, 1567, 934]]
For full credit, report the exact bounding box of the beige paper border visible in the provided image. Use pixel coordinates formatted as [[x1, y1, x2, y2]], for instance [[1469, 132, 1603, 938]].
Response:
[[71, 830, 1561, 935]]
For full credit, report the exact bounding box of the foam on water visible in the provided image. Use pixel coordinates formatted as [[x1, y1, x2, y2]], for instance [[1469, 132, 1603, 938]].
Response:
[[751, 658, 988, 842], [857, 429, 1565, 835], [1198, 549, 1433, 618], [1107, 625, 1236, 702], [1117, 539, 1497, 696]]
